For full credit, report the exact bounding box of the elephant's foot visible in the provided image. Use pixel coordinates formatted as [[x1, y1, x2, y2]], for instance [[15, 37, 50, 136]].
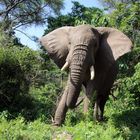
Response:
[[94, 112, 104, 122], [52, 120, 63, 127], [52, 122, 60, 127], [51, 117, 60, 127], [96, 115, 104, 122], [53, 116, 65, 126], [94, 111, 104, 122], [93, 101, 104, 122]]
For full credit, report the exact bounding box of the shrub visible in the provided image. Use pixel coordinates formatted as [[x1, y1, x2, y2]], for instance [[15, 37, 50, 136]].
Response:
[[0, 46, 64, 122], [0, 47, 45, 111], [0, 47, 26, 108]]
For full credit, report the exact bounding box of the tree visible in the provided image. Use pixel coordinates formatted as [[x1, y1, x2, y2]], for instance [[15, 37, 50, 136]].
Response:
[[44, 1, 109, 35], [98, 0, 138, 10], [0, 0, 64, 47], [0, 0, 64, 31], [109, 2, 140, 46]]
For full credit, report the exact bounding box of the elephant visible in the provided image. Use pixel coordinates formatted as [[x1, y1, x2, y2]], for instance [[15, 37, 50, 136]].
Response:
[[40, 24, 132, 126]]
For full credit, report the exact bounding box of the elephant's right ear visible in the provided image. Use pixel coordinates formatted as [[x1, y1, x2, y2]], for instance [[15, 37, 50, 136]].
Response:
[[40, 27, 71, 68], [96, 27, 133, 61]]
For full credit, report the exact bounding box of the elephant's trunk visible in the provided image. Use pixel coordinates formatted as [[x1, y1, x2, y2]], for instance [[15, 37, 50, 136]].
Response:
[[70, 46, 88, 84], [66, 45, 89, 108]]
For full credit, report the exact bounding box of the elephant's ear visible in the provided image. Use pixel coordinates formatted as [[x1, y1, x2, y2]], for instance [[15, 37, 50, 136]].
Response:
[[40, 27, 72, 68], [96, 27, 133, 61]]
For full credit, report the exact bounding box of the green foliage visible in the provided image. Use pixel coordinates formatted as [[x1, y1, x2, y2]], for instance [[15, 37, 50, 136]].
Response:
[[117, 62, 140, 108], [0, 47, 26, 107], [29, 83, 62, 122], [0, 27, 13, 47], [117, 47, 140, 78], [99, 0, 137, 9], [0, 116, 53, 140], [0, 45, 63, 122], [0, 106, 139, 140], [44, 1, 110, 35], [45, 15, 75, 34], [0, 0, 64, 48], [0, 0, 64, 31], [109, 2, 140, 45], [0, 1, 140, 140]]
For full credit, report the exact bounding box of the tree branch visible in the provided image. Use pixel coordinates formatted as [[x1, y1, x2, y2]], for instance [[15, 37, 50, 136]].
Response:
[[15, 29, 36, 42], [0, 0, 25, 16]]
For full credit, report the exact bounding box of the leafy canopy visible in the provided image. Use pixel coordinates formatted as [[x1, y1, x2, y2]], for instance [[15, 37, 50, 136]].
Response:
[[0, 0, 64, 47], [44, 1, 110, 35], [0, 0, 64, 31]]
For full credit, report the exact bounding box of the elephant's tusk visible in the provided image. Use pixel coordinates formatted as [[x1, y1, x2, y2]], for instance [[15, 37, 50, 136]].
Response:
[[90, 65, 95, 80], [61, 62, 69, 71]]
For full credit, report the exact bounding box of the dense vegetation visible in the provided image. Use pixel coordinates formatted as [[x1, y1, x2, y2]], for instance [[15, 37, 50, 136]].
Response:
[[0, 1, 140, 140]]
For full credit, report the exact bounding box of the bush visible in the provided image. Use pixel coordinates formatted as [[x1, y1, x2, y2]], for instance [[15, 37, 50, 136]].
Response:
[[0, 47, 45, 110], [28, 83, 62, 122], [0, 47, 26, 108], [117, 47, 140, 78], [116, 62, 140, 108], [0, 115, 52, 140], [0, 46, 64, 122]]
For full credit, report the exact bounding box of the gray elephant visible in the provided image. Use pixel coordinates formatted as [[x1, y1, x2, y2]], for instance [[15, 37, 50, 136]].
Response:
[[40, 25, 132, 126]]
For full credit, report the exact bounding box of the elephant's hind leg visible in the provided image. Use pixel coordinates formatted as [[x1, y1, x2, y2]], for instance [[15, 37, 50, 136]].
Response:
[[94, 91, 109, 121]]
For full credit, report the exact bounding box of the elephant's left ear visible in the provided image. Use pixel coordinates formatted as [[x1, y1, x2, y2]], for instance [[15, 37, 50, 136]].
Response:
[[96, 27, 133, 60]]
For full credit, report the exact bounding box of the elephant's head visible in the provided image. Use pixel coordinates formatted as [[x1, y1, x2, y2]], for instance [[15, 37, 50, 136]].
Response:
[[40, 25, 132, 108]]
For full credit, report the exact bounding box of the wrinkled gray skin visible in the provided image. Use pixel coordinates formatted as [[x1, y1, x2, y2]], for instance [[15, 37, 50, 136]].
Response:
[[40, 25, 132, 126]]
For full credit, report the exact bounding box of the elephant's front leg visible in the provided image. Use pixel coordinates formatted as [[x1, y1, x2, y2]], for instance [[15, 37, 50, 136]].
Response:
[[54, 84, 81, 126], [54, 86, 68, 126]]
